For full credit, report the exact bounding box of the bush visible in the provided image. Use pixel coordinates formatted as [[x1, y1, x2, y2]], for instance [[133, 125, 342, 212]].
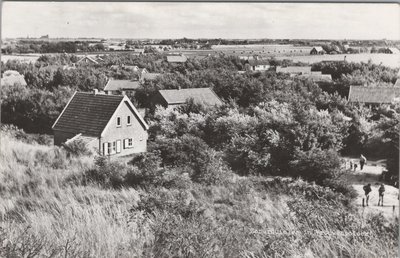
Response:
[[84, 156, 127, 188], [289, 148, 344, 184], [63, 139, 92, 157]]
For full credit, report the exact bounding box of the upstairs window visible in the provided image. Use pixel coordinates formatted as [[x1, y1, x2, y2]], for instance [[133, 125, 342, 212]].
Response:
[[127, 115, 131, 125], [117, 117, 121, 127]]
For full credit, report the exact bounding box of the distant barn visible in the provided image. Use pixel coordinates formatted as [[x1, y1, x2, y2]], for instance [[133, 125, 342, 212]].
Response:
[[152, 87, 223, 108], [166, 54, 188, 63], [384, 47, 400, 54], [298, 72, 332, 82], [247, 59, 270, 71], [310, 46, 326, 55], [104, 79, 141, 95], [348, 86, 400, 105], [276, 66, 312, 75]]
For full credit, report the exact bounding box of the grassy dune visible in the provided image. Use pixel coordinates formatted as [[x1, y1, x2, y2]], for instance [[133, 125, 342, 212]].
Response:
[[0, 130, 398, 257]]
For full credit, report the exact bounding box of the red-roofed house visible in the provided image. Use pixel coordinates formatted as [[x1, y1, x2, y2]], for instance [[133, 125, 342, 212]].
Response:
[[52, 91, 149, 156], [152, 87, 223, 108]]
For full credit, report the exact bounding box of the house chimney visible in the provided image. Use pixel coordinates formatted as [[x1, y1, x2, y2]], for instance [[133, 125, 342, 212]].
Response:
[[94, 89, 99, 95]]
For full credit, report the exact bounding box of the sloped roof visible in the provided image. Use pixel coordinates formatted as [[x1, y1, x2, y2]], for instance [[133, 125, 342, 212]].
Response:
[[53, 92, 124, 136], [158, 88, 223, 106], [123, 65, 139, 71], [166, 55, 187, 63], [76, 56, 99, 64], [1, 70, 27, 86], [348, 86, 400, 104], [387, 47, 400, 54], [248, 59, 270, 66], [276, 66, 312, 74], [65, 133, 97, 146], [298, 73, 332, 82], [394, 79, 400, 87], [311, 46, 325, 52], [104, 80, 140, 91], [141, 73, 162, 81]]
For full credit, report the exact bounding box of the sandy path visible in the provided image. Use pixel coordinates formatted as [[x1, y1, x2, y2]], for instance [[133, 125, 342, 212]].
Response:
[[343, 158, 399, 221]]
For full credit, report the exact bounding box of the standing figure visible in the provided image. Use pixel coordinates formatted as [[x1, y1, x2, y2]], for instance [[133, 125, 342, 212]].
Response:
[[378, 184, 385, 206], [360, 154, 367, 171], [349, 160, 353, 170], [354, 163, 358, 172], [363, 183, 372, 206]]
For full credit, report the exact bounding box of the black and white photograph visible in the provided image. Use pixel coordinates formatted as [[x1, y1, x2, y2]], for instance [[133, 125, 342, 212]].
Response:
[[0, 1, 399, 257]]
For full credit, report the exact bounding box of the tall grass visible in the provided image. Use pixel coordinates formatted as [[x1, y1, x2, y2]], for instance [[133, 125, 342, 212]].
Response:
[[0, 130, 398, 257]]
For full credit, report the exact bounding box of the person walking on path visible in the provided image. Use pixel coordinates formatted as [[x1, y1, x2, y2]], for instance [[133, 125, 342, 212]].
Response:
[[378, 184, 385, 206], [363, 183, 372, 206], [360, 154, 367, 171]]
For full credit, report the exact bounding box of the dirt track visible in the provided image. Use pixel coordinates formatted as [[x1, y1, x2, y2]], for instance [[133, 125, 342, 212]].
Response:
[[344, 158, 399, 222]]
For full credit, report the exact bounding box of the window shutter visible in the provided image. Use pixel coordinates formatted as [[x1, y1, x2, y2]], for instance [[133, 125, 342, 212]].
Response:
[[103, 142, 108, 155], [116, 140, 121, 153], [123, 139, 127, 149]]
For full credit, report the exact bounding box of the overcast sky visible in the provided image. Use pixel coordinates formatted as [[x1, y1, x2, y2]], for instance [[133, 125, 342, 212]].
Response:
[[2, 2, 399, 40]]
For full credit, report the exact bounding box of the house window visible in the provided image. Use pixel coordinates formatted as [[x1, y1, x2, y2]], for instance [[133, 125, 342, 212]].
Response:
[[123, 138, 133, 149], [117, 117, 121, 127], [112, 141, 116, 153], [107, 142, 112, 154], [127, 115, 131, 125]]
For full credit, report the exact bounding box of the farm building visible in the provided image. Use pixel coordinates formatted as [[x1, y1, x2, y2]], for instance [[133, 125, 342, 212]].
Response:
[[52, 91, 149, 156], [132, 48, 145, 54], [298, 72, 332, 82], [140, 72, 162, 82], [104, 79, 141, 95], [276, 66, 312, 75], [1, 70, 27, 86], [383, 47, 400, 54], [166, 54, 188, 63], [310, 46, 326, 55], [152, 87, 223, 108], [76, 55, 103, 65], [247, 59, 270, 71], [348, 86, 400, 105]]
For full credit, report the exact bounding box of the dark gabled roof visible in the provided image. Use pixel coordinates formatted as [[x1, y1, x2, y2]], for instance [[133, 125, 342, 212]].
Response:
[[311, 46, 325, 52], [348, 86, 400, 104], [52, 92, 124, 136], [158, 88, 223, 106], [104, 80, 141, 91], [248, 59, 270, 66]]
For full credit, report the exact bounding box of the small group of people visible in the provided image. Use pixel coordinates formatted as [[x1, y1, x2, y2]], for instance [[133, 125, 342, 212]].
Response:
[[363, 183, 385, 206], [349, 154, 367, 171]]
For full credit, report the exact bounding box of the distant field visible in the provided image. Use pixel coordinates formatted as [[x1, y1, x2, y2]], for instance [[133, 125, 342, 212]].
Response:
[[276, 53, 400, 68]]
